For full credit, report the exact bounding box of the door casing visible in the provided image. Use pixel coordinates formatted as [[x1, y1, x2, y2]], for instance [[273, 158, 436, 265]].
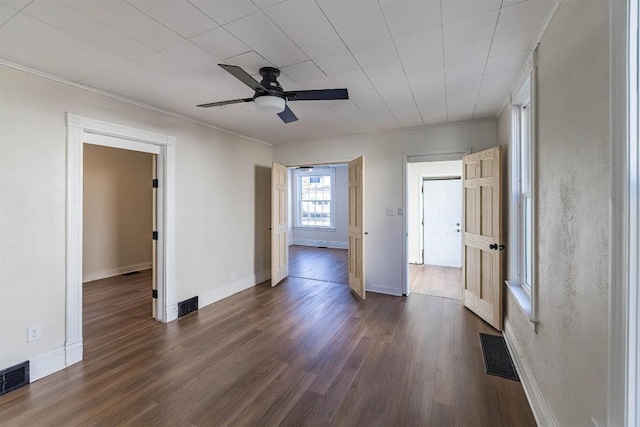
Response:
[[402, 148, 471, 296], [66, 113, 176, 367]]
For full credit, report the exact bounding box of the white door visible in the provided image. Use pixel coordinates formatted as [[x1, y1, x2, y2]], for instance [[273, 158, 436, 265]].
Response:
[[348, 156, 365, 299], [271, 162, 288, 286], [423, 179, 462, 267]]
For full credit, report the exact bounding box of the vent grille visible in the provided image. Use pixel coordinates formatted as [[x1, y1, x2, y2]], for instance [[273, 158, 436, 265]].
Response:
[[178, 296, 198, 318], [1, 361, 29, 395]]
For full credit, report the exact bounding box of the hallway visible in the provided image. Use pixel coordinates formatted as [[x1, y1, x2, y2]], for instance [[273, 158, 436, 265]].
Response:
[[410, 264, 463, 300]]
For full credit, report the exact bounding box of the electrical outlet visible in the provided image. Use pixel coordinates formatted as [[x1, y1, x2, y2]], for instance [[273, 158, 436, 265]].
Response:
[[27, 325, 41, 343], [386, 208, 395, 216], [229, 273, 237, 282]]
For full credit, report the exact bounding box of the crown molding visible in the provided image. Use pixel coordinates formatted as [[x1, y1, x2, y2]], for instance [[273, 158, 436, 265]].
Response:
[[0, 60, 273, 147]]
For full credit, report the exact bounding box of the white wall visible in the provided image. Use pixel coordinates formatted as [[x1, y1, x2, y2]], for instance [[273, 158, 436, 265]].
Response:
[[407, 160, 462, 263], [499, 1, 610, 425], [291, 165, 348, 248], [0, 66, 272, 370], [274, 120, 496, 295], [83, 145, 153, 281]]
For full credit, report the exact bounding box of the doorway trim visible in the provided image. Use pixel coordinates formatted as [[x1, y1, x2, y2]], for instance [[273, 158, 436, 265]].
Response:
[[65, 113, 177, 367], [610, 0, 639, 425], [402, 148, 470, 296]]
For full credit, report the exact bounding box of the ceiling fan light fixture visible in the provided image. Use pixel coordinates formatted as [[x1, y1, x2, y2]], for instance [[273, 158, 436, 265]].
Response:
[[197, 64, 349, 123], [254, 95, 285, 113]]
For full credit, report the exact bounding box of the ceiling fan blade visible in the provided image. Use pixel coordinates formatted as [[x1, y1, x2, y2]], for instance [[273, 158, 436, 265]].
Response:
[[284, 88, 348, 101], [278, 105, 298, 123], [219, 64, 268, 93], [197, 98, 253, 108]]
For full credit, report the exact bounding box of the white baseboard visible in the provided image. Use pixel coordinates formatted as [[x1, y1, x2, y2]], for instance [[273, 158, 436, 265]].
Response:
[[165, 304, 178, 322], [369, 284, 403, 296], [65, 338, 83, 366], [83, 262, 152, 283], [30, 347, 66, 382], [198, 269, 271, 310], [291, 239, 348, 249], [503, 320, 558, 427]]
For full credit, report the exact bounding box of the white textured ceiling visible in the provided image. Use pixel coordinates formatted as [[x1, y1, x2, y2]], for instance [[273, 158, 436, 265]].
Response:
[[0, 0, 552, 145]]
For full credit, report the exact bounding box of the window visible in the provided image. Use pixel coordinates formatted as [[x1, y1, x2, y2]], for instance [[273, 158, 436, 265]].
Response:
[[508, 62, 537, 322], [294, 168, 335, 229], [520, 102, 533, 294]]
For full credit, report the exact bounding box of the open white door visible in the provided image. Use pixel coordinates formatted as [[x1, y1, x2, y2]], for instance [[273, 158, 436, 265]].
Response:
[[348, 156, 365, 299], [423, 178, 463, 267], [271, 162, 288, 287], [462, 147, 503, 330]]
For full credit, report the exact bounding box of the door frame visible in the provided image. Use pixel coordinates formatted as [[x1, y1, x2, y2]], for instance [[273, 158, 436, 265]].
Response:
[[277, 159, 354, 284], [402, 148, 470, 296], [420, 176, 463, 267], [65, 113, 177, 367], [610, 0, 639, 424]]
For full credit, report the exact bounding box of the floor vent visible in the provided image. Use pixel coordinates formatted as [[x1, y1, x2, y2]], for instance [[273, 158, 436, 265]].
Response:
[[1, 361, 29, 396], [479, 333, 519, 381], [178, 296, 198, 318]]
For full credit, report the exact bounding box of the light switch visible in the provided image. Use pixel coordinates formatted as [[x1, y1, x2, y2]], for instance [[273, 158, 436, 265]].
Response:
[[386, 208, 395, 216], [397, 207, 403, 215]]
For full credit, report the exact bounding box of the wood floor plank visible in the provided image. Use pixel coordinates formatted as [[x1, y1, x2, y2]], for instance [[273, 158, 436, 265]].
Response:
[[302, 336, 376, 426], [305, 315, 368, 395], [279, 389, 323, 427], [187, 358, 289, 426], [0, 250, 536, 426], [289, 245, 348, 285], [228, 368, 317, 426], [410, 263, 463, 300], [388, 298, 440, 425]]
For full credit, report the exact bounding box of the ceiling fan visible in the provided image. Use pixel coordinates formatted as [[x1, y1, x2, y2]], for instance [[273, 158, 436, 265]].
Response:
[[197, 64, 349, 124]]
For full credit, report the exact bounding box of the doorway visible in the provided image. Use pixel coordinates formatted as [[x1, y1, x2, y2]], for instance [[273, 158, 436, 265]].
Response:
[[272, 157, 365, 298], [287, 164, 349, 286], [82, 145, 154, 286], [65, 113, 176, 368], [411, 173, 463, 299], [82, 145, 155, 351], [403, 154, 466, 298]]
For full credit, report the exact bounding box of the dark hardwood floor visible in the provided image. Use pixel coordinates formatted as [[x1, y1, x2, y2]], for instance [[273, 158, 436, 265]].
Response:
[[409, 264, 463, 300], [0, 264, 535, 426], [289, 245, 348, 285]]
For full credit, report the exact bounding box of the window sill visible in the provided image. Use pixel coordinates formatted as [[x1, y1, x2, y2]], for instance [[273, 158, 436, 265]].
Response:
[[293, 226, 336, 232], [505, 280, 532, 318]]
